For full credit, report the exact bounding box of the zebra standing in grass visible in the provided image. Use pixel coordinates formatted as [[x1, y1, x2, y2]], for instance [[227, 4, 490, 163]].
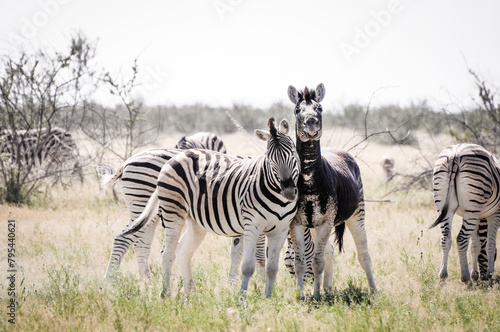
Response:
[[0, 127, 82, 180], [103, 132, 228, 279], [287, 84, 378, 299], [430, 143, 500, 283], [122, 118, 300, 297]]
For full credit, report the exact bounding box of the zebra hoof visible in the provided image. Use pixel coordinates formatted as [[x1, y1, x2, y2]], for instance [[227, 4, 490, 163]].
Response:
[[471, 270, 479, 281], [438, 270, 448, 281], [461, 275, 472, 285]]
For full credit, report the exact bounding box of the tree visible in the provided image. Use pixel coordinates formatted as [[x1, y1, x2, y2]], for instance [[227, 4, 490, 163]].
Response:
[[445, 69, 500, 154], [0, 34, 98, 204]]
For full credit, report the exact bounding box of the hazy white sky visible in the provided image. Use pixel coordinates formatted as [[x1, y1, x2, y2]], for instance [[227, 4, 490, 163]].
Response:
[[1, 0, 500, 110]]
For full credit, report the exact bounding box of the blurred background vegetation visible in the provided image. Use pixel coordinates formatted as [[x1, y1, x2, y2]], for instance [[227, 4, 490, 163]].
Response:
[[1, 34, 499, 204]]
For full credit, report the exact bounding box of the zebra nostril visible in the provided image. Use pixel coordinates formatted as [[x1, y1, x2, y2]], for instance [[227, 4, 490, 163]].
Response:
[[306, 118, 319, 127]]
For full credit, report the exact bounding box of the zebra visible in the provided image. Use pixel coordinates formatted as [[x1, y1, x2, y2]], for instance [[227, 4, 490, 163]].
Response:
[[283, 228, 315, 279], [121, 117, 300, 297], [381, 154, 395, 182], [179, 133, 270, 282], [103, 132, 229, 279], [286, 83, 378, 299], [0, 127, 81, 180], [430, 143, 500, 283]]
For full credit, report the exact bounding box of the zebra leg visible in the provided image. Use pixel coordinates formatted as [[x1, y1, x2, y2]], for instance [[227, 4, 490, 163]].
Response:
[[470, 221, 482, 281], [284, 229, 315, 278], [229, 234, 266, 284], [133, 214, 161, 278], [477, 218, 489, 279], [104, 233, 137, 279], [289, 222, 307, 298], [240, 223, 260, 294], [312, 221, 334, 299], [345, 207, 378, 294], [264, 228, 289, 297], [161, 220, 185, 298], [255, 234, 267, 280], [177, 219, 207, 295], [456, 214, 477, 284], [229, 236, 244, 284], [322, 239, 334, 293], [487, 214, 500, 279], [283, 234, 296, 276], [438, 215, 454, 281]]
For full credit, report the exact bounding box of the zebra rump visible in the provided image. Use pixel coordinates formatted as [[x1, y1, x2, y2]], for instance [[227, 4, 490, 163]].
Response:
[[430, 143, 500, 282], [103, 132, 228, 279]]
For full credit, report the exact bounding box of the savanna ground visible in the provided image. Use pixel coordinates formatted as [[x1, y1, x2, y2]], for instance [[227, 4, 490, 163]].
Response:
[[2, 126, 500, 331]]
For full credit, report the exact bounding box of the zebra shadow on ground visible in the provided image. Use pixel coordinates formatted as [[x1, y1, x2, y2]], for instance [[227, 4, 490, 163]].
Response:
[[301, 278, 372, 307]]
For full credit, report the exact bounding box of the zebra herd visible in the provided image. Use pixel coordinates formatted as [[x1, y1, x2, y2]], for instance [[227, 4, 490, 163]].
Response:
[[101, 83, 500, 299]]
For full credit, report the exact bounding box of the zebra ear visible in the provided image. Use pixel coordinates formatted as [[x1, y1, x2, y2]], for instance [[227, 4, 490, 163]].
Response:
[[255, 129, 271, 142], [315, 83, 325, 102], [279, 118, 290, 135], [175, 136, 186, 149], [288, 85, 299, 104]]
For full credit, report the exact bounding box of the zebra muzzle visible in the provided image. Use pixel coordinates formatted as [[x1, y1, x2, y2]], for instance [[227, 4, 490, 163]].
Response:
[[280, 178, 298, 202]]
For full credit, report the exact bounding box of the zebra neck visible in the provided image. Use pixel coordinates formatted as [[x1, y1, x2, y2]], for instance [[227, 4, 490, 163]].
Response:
[[296, 138, 322, 189], [261, 156, 282, 193]]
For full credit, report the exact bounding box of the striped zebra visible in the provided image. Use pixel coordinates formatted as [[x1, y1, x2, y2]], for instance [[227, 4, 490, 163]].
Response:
[[103, 132, 229, 279], [287, 84, 378, 299], [0, 127, 81, 180], [430, 143, 500, 283], [122, 117, 300, 297], [284, 229, 315, 279], [180, 133, 269, 281]]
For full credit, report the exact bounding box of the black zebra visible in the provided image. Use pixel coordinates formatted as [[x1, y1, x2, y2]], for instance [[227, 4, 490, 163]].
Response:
[[103, 132, 229, 279], [430, 143, 500, 283], [0, 127, 81, 179], [122, 118, 300, 297], [287, 84, 378, 299]]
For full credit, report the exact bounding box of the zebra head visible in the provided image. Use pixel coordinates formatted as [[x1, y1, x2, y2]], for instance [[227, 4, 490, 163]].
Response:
[[255, 117, 300, 202], [287, 83, 325, 142]]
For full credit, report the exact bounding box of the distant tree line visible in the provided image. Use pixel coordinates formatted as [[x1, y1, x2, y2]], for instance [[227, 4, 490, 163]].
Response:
[[1, 32, 498, 204]]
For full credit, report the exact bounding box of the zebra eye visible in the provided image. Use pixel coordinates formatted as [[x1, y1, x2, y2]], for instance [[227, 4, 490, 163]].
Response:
[[316, 105, 323, 113], [294, 106, 301, 115]]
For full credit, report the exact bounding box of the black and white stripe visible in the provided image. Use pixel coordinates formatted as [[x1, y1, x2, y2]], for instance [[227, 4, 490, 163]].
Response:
[[0, 127, 81, 178], [430, 143, 500, 282], [284, 229, 314, 278], [103, 133, 227, 279], [122, 118, 300, 297]]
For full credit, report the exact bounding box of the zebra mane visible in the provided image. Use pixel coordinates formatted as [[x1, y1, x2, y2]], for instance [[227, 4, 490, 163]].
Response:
[[298, 87, 317, 104], [268, 117, 278, 139]]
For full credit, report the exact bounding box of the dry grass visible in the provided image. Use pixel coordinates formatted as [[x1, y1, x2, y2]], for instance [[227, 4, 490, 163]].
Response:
[[2, 129, 500, 331]]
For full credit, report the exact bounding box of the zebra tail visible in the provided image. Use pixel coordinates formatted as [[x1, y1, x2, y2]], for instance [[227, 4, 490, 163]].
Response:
[[428, 204, 449, 229], [334, 222, 346, 252], [121, 189, 160, 236], [96, 164, 122, 190], [428, 149, 459, 230]]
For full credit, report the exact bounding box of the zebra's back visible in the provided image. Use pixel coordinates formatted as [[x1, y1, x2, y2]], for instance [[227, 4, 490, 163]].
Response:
[[157, 149, 297, 236]]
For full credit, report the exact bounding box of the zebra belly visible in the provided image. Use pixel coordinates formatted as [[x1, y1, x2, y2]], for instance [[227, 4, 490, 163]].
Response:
[[189, 210, 244, 237]]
